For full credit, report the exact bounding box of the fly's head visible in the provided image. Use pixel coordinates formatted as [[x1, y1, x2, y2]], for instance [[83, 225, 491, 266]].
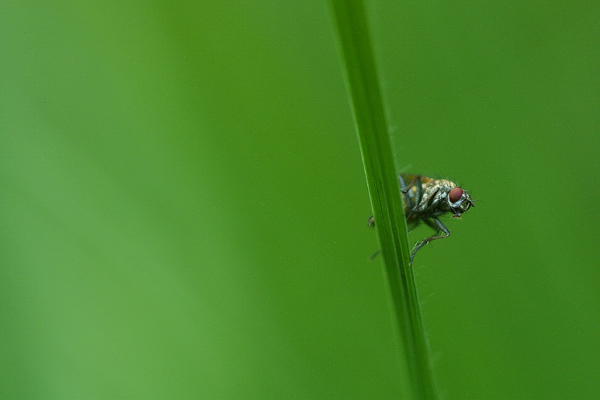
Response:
[[446, 186, 474, 218]]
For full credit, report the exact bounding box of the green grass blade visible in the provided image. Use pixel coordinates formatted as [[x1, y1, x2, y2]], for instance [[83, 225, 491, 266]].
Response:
[[329, 1, 437, 398]]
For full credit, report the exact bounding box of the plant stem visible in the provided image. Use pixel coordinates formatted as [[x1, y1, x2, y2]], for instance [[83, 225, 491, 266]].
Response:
[[329, 1, 437, 398]]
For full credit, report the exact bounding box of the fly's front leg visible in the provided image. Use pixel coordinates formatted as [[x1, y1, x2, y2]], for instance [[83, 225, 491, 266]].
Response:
[[410, 217, 451, 265]]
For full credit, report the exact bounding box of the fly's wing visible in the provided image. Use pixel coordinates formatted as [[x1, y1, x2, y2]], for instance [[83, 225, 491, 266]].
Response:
[[399, 174, 433, 209], [400, 174, 435, 186], [399, 174, 417, 186]]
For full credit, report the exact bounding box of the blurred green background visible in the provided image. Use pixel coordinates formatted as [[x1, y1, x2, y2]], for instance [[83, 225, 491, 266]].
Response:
[[1, 1, 598, 399]]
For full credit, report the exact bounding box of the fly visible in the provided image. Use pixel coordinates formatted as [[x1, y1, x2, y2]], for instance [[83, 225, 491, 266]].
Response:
[[368, 174, 475, 265]]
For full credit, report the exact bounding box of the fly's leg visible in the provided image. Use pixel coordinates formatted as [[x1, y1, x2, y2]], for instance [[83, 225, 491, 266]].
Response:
[[369, 174, 422, 225], [400, 175, 423, 222], [369, 249, 381, 260], [366, 215, 379, 258], [368, 175, 423, 260], [410, 217, 450, 265], [400, 174, 422, 193], [366, 217, 380, 259], [399, 175, 413, 209], [400, 175, 423, 209]]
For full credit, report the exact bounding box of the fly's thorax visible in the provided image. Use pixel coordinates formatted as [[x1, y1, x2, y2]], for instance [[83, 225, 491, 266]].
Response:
[[414, 179, 454, 211]]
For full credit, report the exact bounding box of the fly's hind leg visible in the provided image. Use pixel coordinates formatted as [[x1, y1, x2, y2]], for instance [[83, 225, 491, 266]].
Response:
[[410, 217, 450, 265], [367, 216, 379, 260]]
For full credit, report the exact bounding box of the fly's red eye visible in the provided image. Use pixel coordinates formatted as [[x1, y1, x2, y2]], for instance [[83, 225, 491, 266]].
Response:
[[449, 187, 463, 203]]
